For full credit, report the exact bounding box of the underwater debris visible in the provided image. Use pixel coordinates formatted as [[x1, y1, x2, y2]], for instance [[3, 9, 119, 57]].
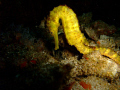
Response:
[[91, 20, 116, 36], [79, 81, 91, 90]]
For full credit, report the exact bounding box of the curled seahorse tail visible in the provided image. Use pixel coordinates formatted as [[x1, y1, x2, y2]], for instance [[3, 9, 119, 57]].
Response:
[[99, 47, 120, 65]]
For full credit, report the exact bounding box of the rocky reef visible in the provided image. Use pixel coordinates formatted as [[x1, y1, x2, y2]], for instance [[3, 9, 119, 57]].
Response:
[[1, 5, 120, 90]]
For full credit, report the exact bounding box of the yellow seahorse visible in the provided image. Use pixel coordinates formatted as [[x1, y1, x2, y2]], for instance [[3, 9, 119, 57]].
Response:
[[46, 5, 120, 65]]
